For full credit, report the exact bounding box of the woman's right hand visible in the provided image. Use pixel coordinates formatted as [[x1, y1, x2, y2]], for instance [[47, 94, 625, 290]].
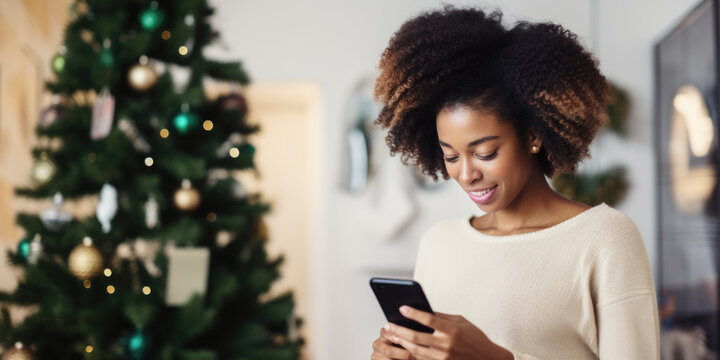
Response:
[[371, 324, 416, 360]]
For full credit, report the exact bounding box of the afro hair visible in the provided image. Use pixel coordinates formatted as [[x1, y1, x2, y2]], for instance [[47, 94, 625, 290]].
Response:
[[373, 6, 610, 180]]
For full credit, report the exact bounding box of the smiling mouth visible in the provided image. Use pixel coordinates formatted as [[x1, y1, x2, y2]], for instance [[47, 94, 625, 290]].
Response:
[[469, 185, 497, 196]]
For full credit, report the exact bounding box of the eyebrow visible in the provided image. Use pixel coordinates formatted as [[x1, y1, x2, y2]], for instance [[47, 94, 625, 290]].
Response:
[[438, 136, 499, 149]]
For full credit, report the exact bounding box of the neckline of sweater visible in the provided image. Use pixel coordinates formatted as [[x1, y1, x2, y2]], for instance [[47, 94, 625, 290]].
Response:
[[463, 202, 609, 242]]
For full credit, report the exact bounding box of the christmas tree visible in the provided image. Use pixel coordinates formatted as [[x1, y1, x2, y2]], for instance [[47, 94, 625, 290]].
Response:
[[0, 0, 302, 359]]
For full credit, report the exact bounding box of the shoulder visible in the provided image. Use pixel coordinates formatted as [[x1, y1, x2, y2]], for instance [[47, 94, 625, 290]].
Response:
[[421, 216, 469, 240], [583, 204, 655, 306], [561, 203, 643, 250], [413, 216, 469, 284], [583, 204, 644, 252], [592, 203, 639, 230], [417, 216, 471, 250]]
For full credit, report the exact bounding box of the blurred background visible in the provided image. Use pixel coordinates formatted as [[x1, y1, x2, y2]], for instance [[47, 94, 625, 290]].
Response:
[[0, 0, 713, 359]]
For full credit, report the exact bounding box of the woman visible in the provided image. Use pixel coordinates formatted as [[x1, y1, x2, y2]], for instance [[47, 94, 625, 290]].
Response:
[[370, 6, 659, 360]]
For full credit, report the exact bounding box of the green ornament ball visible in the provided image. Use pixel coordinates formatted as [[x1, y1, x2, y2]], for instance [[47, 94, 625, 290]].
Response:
[[51, 53, 66, 73], [139, 7, 165, 32], [172, 110, 199, 134], [239, 143, 255, 154], [99, 48, 114, 66], [122, 329, 149, 360], [17, 238, 31, 260]]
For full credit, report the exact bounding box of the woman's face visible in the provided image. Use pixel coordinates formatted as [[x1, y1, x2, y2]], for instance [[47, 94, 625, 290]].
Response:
[[436, 105, 540, 213]]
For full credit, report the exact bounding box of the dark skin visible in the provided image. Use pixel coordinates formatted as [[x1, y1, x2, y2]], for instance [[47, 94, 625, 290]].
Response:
[[371, 105, 589, 360]]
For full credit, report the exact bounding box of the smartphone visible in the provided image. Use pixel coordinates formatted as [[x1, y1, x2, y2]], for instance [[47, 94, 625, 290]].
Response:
[[369, 277, 435, 333]]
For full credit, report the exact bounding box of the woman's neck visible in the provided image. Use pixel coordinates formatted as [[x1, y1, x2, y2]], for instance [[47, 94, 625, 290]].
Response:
[[476, 171, 586, 234]]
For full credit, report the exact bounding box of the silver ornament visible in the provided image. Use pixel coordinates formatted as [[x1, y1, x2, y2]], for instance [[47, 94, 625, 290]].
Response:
[[27, 234, 43, 265], [118, 118, 151, 153], [41, 193, 72, 231], [96, 183, 118, 233], [144, 194, 159, 229]]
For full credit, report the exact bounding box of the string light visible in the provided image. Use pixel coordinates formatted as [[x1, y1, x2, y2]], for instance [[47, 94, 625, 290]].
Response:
[[144, 157, 154, 167], [206, 212, 217, 222], [178, 46, 188, 55], [160, 128, 169, 138], [85, 345, 94, 353], [161, 30, 171, 40], [83, 280, 92, 288], [203, 120, 213, 131], [104, 268, 112, 277], [142, 286, 152, 295], [107, 285, 115, 294], [229, 147, 239, 158]]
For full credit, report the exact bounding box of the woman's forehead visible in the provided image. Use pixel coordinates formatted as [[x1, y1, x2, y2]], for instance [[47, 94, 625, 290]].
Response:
[[436, 107, 512, 135]]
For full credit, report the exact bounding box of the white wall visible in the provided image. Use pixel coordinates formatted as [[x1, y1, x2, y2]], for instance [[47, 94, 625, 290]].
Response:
[[208, 0, 700, 359]]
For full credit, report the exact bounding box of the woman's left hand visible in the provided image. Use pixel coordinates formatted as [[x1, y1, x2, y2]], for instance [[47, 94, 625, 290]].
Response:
[[385, 305, 514, 360]]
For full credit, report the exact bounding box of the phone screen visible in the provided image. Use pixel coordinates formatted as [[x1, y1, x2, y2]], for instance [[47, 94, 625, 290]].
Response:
[[370, 277, 435, 333]]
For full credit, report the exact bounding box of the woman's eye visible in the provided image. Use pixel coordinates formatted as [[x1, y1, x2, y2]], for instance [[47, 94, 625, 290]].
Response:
[[444, 156, 459, 162], [475, 151, 497, 160]]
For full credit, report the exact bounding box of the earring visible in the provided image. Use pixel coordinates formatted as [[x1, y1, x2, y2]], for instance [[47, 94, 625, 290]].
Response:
[[531, 145, 540, 154]]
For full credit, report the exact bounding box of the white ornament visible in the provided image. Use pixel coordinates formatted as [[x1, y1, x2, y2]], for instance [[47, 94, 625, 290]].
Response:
[[96, 183, 118, 233], [233, 179, 247, 199], [165, 63, 191, 93]]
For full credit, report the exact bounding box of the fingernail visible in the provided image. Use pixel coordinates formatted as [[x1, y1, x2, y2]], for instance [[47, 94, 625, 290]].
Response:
[[383, 323, 390, 331], [399, 306, 408, 314]]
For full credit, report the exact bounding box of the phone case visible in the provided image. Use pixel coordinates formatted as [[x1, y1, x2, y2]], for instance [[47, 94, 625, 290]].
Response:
[[370, 277, 435, 333]]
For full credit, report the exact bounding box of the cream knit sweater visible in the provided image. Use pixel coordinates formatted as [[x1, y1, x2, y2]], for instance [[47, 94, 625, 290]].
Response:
[[413, 203, 659, 359]]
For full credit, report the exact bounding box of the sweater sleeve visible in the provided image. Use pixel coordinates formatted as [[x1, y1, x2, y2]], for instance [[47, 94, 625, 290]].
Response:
[[597, 293, 660, 359], [412, 227, 434, 295], [591, 209, 660, 359]]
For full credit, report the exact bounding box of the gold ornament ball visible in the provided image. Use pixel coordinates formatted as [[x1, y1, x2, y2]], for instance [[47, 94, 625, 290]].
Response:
[[2, 342, 35, 360], [31, 158, 56, 184], [128, 63, 157, 91], [68, 237, 104, 280], [174, 179, 200, 211]]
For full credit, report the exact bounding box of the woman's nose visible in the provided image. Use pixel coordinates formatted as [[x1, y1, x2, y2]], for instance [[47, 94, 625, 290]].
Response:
[[458, 157, 481, 185]]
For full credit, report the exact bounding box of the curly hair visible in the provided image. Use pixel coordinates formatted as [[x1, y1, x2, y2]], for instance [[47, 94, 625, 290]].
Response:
[[373, 6, 610, 180]]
